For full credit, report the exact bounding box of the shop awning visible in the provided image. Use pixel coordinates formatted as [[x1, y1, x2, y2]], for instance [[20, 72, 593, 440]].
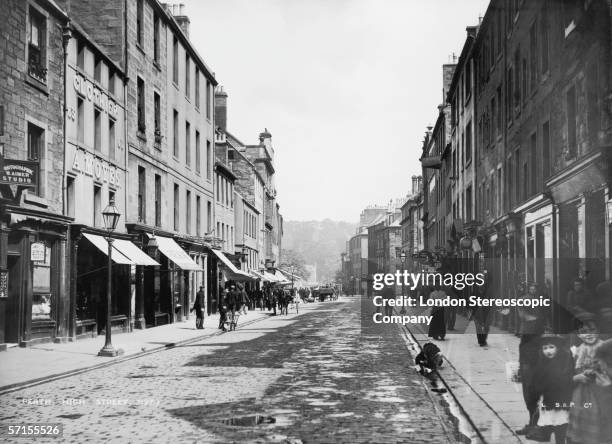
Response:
[[146, 234, 201, 271], [263, 271, 281, 282], [112, 239, 160, 266], [211, 249, 253, 280], [274, 270, 291, 284], [83, 233, 133, 265], [250, 270, 266, 280]]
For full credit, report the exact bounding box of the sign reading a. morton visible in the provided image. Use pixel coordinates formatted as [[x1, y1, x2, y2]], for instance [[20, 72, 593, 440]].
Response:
[[0, 158, 38, 187]]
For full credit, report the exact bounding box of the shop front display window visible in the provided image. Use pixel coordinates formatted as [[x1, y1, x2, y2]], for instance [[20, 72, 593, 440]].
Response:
[[32, 244, 51, 320]]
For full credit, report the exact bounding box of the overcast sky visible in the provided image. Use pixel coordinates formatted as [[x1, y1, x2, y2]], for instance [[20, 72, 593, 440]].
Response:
[[184, 0, 490, 222]]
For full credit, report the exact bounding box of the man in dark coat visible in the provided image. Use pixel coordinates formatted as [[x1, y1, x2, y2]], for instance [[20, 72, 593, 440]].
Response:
[[191, 286, 205, 329], [227, 285, 240, 317]]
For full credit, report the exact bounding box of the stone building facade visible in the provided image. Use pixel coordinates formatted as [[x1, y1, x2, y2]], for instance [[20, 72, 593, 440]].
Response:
[[0, 0, 71, 348]]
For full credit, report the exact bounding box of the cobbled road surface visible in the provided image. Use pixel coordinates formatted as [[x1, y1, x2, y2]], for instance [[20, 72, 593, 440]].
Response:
[[0, 297, 462, 443]]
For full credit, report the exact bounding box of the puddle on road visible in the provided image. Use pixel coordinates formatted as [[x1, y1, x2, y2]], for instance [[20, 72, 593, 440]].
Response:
[[216, 415, 276, 427], [57, 413, 84, 419]]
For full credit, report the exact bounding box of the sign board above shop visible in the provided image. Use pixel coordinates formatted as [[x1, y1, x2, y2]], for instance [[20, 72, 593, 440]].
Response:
[[0, 156, 38, 187], [71, 148, 122, 188]]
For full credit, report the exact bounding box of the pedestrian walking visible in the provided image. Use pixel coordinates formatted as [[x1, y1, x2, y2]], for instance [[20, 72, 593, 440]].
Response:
[[190, 286, 205, 329], [516, 282, 549, 437], [427, 286, 446, 341], [527, 333, 573, 443], [227, 285, 240, 317], [473, 270, 492, 346], [238, 284, 250, 315]]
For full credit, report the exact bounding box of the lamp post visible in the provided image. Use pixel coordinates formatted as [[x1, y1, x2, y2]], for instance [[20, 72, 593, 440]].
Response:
[[98, 197, 122, 357]]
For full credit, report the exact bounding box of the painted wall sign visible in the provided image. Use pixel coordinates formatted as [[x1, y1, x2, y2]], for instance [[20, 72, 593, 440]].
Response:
[[0, 157, 38, 187], [31, 242, 46, 262], [71, 148, 122, 188], [73, 73, 118, 117]]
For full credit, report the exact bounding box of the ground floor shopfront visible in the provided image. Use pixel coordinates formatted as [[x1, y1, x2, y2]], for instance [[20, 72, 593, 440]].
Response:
[[0, 206, 71, 349]]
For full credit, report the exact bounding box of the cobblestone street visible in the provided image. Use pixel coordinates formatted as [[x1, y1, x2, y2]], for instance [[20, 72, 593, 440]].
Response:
[[1, 298, 462, 443]]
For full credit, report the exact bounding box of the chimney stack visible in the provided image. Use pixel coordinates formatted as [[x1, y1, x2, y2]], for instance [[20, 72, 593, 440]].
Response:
[[215, 86, 228, 132], [171, 3, 190, 39], [411, 175, 418, 195]]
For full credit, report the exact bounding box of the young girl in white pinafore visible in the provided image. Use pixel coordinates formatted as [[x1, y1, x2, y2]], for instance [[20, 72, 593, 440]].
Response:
[[528, 334, 573, 444]]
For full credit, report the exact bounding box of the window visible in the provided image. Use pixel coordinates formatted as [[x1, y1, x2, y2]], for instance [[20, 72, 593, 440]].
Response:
[[32, 243, 51, 320], [206, 140, 211, 179], [514, 50, 520, 111], [185, 55, 190, 99], [195, 130, 201, 173], [522, 57, 527, 104], [507, 67, 513, 124], [94, 57, 102, 84], [138, 166, 146, 223], [94, 108, 101, 152], [154, 174, 161, 227], [490, 97, 496, 142], [109, 118, 115, 160], [566, 85, 577, 157], [153, 14, 160, 63], [109, 70, 115, 96], [94, 184, 101, 227], [173, 109, 179, 157], [529, 23, 537, 92], [186, 190, 191, 234], [496, 86, 502, 134], [28, 6, 47, 83], [173, 36, 179, 85], [206, 80, 211, 119], [542, 120, 551, 179], [27, 122, 43, 196], [216, 175, 219, 202], [540, 12, 549, 74], [587, 63, 600, 141], [136, 0, 144, 46], [154, 91, 161, 144], [196, 195, 201, 236], [207, 201, 212, 232], [77, 98, 84, 144], [195, 69, 200, 109], [496, 168, 502, 217], [185, 121, 190, 166], [530, 132, 537, 196], [137, 77, 145, 133], [515, 149, 521, 204], [77, 40, 85, 70], [109, 190, 115, 207], [66, 176, 75, 218], [523, 161, 528, 201], [465, 59, 472, 99], [174, 183, 179, 231], [465, 121, 472, 164]]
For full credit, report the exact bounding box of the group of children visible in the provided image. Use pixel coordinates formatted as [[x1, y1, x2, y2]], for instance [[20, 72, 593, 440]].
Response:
[[526, 326, 612, 444]]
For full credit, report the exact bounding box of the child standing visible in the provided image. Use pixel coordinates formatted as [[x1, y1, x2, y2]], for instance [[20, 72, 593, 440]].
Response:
[[527, 333, 573, 443], [567, 326, 604, 444]]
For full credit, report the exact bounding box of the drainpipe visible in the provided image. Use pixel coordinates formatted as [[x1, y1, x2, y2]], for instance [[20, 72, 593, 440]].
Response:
[[61, 22, 72, 341]]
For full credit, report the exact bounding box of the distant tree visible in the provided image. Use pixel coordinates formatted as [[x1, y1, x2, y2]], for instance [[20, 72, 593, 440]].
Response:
[[279, 249, 309, 280]]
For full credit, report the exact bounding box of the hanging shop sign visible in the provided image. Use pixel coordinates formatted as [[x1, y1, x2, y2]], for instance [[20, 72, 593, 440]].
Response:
[[0, 156, 38, 187], [31, 242, 46, 262], [71, 148, 121, 188], [0, 269, 7, 298], [73, 73, 119, 118]]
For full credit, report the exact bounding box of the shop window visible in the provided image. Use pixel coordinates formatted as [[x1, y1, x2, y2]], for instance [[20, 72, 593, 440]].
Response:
[[28, 6, 47, 83], [27, 122, 43, 196], [32, 244, 52, 320]]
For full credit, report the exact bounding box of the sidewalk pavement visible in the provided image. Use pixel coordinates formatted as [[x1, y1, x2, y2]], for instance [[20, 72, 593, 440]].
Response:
[[403, 310, 540, 444], [0, 308, 274, 393]]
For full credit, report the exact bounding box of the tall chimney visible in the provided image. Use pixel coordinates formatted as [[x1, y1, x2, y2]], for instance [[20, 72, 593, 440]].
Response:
[[172, 3, 190, 39], [442, 63, 456, 104], [411, 175, 418, 195], [215, 86, 228, 131]]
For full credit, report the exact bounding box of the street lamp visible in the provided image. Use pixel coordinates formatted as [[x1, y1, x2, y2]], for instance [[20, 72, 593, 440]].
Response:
[[98, 197, 122, 357]]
